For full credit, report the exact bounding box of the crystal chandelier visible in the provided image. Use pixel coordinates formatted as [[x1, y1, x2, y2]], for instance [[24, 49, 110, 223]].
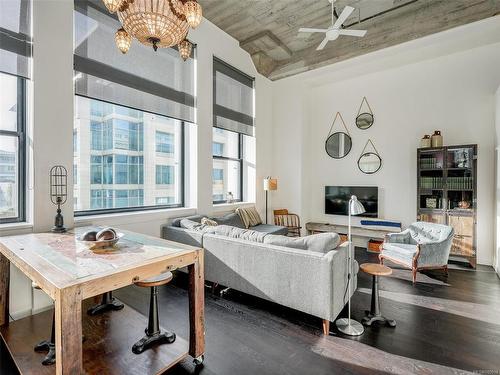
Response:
[[102, 0, 202, 59]]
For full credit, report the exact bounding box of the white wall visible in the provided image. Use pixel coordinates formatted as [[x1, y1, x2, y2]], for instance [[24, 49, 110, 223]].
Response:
[[272, 17, 500, 266], [2, 5, 274, 318]]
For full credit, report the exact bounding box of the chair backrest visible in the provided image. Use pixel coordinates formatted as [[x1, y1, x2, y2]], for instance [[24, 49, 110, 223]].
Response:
[[273, 209, 289, 216], [408, 222, 453, 244]]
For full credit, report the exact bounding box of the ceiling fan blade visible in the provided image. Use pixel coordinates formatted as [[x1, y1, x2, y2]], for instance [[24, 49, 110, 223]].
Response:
[[339, 29, 367, 37], [299, 27, 328, 33], [333, 6, 355, 29], [316, 37, 329, 51]]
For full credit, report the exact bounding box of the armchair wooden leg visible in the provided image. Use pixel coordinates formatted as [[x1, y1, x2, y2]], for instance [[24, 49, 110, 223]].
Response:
[[322, 319, 330, 335], [412, 268, 417, 284]]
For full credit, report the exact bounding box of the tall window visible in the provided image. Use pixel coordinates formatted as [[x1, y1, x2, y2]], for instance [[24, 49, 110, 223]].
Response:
[[0, 74, 26, 223], [0, 0, 31, 223], [73, 1, 194, 214], [212, 58, 254, 204]]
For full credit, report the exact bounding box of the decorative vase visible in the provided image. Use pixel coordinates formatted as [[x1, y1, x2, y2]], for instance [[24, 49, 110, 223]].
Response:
[[420, 135, 431, 148], [431, 130, 443, 148]]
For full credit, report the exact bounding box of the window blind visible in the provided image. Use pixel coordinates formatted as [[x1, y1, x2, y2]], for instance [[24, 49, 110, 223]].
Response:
[[73, 1, 196, 123], [213, 57, 255, 137], [0, 0, 32, 79]]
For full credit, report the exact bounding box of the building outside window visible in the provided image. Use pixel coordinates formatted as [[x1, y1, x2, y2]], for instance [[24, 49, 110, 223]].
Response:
[[156, 165, 174, 185], [156, 131, 174, 154], [212, 142, 224, 156]]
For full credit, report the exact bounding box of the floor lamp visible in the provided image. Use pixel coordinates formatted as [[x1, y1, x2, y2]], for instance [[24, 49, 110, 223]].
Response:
[[335, 195, 365, 336], [263, 177, 277, 224]]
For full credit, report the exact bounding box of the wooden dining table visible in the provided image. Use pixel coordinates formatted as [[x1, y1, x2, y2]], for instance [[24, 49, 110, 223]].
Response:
[[0, 226, 205, 375]]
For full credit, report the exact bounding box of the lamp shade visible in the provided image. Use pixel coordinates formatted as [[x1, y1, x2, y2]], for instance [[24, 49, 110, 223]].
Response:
[[263, 177, 278, 191], [349, 195, 365, 216]]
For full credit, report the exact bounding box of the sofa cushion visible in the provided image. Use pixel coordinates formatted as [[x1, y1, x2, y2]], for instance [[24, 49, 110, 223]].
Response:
[[381, 243, 418, 265], [263, 232, 340, 253], [236, 206, 262, 228], [212, 212, 245, 228], [251, 224, 288, 236], [213, 225, 267, 243], [171, 215, 204, 227]]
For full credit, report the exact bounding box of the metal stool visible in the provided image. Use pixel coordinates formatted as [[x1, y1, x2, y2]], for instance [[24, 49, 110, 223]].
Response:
[[32, 283, 56, 366], [132, 272, 176, 354], [87, 291, 124, 316]]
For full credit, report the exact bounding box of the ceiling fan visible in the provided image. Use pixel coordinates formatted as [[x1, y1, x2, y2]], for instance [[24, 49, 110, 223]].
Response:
[[299, 0, 367, 51]]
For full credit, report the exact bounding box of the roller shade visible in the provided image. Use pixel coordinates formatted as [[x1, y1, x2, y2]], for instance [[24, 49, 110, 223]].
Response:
[[74, 1, 196, 123], [0, 0, 32, 79], [213, 57, 255, 137]]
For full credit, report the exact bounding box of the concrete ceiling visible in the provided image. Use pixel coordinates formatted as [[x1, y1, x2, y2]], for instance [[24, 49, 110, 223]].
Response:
[[198, 0, 500, 80]]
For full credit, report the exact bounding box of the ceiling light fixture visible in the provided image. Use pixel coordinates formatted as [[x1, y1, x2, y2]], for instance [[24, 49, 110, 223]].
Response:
[[178, 39, 193, 61], [102, 0, 202, 60]]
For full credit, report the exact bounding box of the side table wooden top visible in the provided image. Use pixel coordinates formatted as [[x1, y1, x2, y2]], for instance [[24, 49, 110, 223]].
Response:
[[360, 263, 392, 276]]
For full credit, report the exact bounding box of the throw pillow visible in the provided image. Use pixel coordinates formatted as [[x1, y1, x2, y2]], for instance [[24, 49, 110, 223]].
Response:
[[201, 217, 218, 226], [263, 232, 340, 253], [236, 207, 262, 229]]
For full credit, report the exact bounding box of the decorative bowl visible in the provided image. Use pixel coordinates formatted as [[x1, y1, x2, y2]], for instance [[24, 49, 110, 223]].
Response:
[[77, 232, 124, 249]]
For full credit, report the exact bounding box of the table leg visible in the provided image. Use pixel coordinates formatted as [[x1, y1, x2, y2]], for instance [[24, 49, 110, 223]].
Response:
[[0, 254, 9, 327], [55, 285, 83, 375], [188, 249, 205, 364]]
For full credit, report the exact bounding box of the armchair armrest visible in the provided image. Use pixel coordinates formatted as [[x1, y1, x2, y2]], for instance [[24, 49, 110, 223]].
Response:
[[415, 233, 454, 267], [384, 229, 410, 244]]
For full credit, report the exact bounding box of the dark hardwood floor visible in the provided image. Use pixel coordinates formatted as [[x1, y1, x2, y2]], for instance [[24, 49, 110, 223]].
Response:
[[2, 248, 500, 374]]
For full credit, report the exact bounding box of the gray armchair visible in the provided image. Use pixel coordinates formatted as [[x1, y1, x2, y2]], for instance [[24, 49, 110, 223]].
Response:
[[379, 222, 454, 284]]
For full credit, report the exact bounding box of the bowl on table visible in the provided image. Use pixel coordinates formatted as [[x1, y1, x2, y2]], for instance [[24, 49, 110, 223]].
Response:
[[77, 228, 124, 250]]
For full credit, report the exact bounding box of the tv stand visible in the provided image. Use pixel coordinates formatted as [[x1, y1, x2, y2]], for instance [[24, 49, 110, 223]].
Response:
[[305, 222, 400, 250]]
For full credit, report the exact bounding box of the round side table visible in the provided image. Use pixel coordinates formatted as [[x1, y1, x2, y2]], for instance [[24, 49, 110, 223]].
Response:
[[360, 263, 396, 328]]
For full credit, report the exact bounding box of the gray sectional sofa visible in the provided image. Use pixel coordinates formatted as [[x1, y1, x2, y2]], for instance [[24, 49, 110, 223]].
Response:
[[161, 212, 356, 333]]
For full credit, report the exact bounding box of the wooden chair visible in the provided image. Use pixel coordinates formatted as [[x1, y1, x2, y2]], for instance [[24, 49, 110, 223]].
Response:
[[274, 209, 301, 237], [132, 271, 176, 354]]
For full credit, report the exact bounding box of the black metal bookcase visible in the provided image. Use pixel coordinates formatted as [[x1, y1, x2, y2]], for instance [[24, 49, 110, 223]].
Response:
[[417, 144, 477, 268]]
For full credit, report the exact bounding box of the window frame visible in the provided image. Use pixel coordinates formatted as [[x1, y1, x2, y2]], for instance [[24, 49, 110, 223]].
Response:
[[0, 75, 26, 224], [74, 98, 186, 216], [212, 128, 243, 205]]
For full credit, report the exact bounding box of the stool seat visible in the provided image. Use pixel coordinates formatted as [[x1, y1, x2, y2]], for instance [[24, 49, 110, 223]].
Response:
[[360, 263, 392, 276], [134, 272, 173, 288]]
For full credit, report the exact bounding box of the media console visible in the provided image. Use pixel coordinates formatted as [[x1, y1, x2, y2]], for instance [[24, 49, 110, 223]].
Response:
[[305, 222, 401, 252]]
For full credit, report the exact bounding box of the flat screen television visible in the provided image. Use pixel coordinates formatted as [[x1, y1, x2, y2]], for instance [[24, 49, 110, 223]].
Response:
[[325, 186, 378, 218]]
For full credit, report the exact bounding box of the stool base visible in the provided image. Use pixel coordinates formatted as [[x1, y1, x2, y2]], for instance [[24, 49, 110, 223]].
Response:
[[87, 292, 124, 316], [362, 311, 396, 327], [34, 341, 56, 366], [132, 331, 176, 354]]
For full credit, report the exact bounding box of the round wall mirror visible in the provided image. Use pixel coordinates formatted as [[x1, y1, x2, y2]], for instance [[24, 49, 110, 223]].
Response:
[[356, 113, 374, 130], [325, 132, 352, 159], [358, 152, 382, 174]]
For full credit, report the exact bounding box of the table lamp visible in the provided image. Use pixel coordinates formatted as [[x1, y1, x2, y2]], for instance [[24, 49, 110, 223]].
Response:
[[263, 177, 277, 224], [335, 195, 365, 336], [50, 165, 67, 233]]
